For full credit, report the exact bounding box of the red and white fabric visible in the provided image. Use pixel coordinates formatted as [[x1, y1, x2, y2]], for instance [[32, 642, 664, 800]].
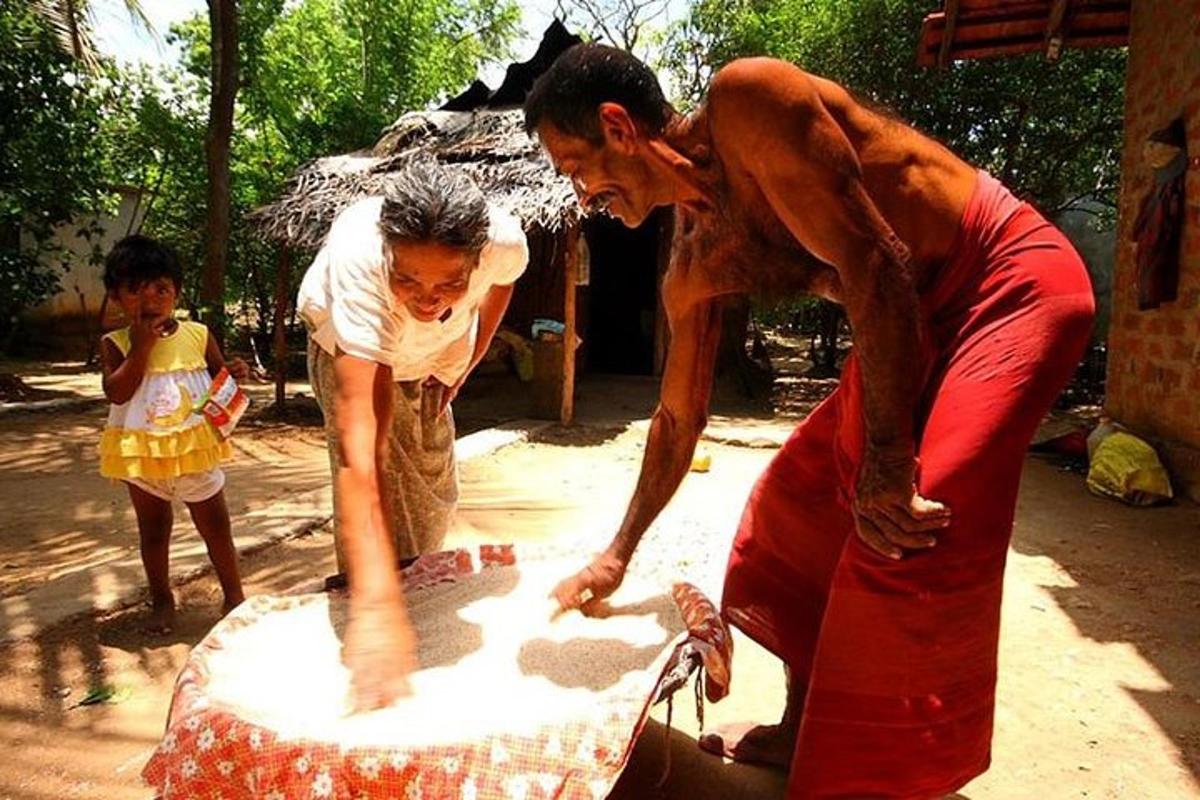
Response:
[[143, 546, 730, 800]]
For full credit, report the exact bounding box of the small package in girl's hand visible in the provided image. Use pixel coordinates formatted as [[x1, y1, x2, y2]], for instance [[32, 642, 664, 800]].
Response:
[[198, 368, 249, 439]]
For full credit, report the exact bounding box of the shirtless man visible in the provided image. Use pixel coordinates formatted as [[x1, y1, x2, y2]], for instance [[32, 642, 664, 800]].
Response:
[[525, 45, 1094, 798]]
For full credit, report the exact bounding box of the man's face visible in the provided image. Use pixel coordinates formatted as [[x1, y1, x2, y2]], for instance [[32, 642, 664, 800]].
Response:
[[537, 116, 658, 228], [389, 240, 475, 322]]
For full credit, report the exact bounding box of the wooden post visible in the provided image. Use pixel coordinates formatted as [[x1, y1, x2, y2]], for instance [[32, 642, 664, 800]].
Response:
[[1044, 0, 1069, 62], [561, 224, 579, 425], [937, 0, 961, 69], [273, 246, 291, 409]]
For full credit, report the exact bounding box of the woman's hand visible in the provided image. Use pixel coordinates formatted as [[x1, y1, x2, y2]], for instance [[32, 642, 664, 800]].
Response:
[[342, 597, 418, 712]]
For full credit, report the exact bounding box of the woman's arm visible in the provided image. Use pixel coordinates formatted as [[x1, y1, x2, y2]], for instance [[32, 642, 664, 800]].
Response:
[[436, 282, 515, 416], [332, 349, 417, 710]]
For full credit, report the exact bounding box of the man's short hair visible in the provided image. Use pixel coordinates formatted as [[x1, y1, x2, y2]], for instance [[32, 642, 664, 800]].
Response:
[[524, 43, 671, 144], [378, 161, 490, 254], [103, 234, 183, 292]]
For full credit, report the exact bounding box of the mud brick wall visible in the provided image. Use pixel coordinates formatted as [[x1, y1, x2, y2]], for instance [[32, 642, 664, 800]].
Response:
[[1105, 0, 1200, 497]]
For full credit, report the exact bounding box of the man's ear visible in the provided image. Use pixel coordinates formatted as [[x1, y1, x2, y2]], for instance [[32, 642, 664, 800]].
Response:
[[598, 102, 640, 154]]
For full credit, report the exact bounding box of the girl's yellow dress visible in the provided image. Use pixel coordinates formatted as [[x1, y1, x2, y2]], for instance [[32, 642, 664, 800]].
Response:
[[99, 321, 230, 480]]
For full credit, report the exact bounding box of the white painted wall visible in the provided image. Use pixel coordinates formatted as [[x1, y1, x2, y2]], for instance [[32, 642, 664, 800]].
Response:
[[23, 188, 146, 322]]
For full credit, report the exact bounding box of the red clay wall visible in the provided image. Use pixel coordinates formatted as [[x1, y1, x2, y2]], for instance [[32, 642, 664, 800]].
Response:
[[1105, 0, 1200, 497]]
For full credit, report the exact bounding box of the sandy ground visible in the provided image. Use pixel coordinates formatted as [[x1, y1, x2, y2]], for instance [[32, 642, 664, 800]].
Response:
[[0, 347, 1197, 799], [0, 416, 1196, 799]]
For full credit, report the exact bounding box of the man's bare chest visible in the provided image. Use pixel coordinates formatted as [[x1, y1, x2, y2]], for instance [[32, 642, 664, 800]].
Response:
[[668, 186, 842, 305]]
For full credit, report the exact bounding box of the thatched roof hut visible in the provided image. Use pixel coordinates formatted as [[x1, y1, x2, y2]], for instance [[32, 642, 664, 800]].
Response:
[[252, 22, 671, 423], [251, 108, 581, 249]]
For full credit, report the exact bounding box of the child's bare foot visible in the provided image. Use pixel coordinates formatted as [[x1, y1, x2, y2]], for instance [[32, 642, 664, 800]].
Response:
[[698, 722, 796, 770], [144, 597, 176, 635]]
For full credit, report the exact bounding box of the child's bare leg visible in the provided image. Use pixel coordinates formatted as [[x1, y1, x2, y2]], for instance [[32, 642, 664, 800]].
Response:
[[186, 489, 244, 613], [127, 482, 176, 634]]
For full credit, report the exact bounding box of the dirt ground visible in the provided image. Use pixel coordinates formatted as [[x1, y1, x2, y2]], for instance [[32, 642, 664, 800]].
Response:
[[0, 349, 1197, 799]]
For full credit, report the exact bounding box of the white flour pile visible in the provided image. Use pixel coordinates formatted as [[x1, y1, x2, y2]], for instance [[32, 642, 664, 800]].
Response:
[[202, 559, 684, 749]]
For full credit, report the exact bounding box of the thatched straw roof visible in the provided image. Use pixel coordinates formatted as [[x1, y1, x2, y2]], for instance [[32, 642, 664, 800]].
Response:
[[251, 108, 580, 250]]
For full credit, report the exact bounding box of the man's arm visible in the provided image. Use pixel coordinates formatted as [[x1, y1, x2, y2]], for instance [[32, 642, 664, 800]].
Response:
[[332, 350, 416, 709], [553, 291, 723, 610], [710, 59, 948, 558]]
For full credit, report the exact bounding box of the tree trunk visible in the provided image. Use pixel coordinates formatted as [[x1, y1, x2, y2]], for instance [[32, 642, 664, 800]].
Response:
[[200, 0, 239, 344], [273, 246, 291, 409], [713, 295, 772, 401], [808, 301, 844, 378]]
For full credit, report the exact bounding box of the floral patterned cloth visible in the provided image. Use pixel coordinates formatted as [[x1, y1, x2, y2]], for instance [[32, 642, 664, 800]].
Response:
[[143, 546, 731, 800]]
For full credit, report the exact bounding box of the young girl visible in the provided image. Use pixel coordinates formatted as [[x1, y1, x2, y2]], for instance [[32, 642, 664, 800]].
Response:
[[99, 235, 247, 634]]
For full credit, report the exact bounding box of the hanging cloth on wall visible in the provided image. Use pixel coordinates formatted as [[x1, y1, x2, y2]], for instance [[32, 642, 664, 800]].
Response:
[[1132, 117, 1188, 310]]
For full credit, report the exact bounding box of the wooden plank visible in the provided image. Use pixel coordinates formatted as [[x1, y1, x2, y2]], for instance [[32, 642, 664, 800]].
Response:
[[918, 2, 1128, 65], [273, 246, 291, 408], [561, 224, 579, 425]]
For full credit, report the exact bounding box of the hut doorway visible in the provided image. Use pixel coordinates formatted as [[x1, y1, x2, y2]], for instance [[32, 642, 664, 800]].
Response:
[[580, 212, 663, 376]]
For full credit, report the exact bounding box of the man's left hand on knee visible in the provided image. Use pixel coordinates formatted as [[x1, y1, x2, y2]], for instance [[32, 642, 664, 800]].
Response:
[[854, 451, 951, 560]]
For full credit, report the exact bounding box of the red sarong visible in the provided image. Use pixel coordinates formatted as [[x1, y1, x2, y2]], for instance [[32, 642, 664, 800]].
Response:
[[722, 172, 1095, 799]]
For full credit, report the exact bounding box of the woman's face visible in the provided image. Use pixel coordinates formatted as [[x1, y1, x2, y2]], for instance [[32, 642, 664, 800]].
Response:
[[389, 240, 476, 322]]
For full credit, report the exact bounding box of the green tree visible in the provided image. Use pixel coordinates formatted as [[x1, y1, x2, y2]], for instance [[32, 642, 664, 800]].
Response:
[[200, 0, 240, 341], [143, 0, 520, 364], [178, 0, 521, 164], [27, 0, 151, 72], [0, 5, 112, 346], [668, 0, 1125, 378], [553, 0, 673, 59], [666, 0, 1126, 215]]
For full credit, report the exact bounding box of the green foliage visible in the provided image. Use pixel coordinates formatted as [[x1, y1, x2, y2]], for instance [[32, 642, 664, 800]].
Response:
[[175, 0, 520, 164], [666, 0, 1126, 215], [1, 0, 519, 354], [149, 0, 521, 348], [0, 4, 113, 342]]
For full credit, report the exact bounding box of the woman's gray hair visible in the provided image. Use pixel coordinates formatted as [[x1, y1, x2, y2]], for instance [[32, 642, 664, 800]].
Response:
[[378, 161, 491, 254]]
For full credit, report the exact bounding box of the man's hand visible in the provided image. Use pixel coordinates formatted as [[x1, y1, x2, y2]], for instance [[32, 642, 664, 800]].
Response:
[[551, 551, 628, 615], [342, 598, 418, 712], [854, 447, 950, 560], [226, 356, 251, 383]]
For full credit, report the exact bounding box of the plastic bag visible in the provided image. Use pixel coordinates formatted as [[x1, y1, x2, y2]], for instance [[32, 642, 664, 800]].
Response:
[[1086, 431, 1173, 506], [495, 330, 535, 382]]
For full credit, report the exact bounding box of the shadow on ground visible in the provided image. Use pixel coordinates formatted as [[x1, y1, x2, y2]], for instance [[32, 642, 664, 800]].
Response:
[[1011, 456, 1200, 783]]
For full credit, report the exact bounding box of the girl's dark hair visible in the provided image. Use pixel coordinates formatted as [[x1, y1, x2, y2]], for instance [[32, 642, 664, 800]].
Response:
[[524, 43, 672, 144], [103, 235, 183, 292]]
